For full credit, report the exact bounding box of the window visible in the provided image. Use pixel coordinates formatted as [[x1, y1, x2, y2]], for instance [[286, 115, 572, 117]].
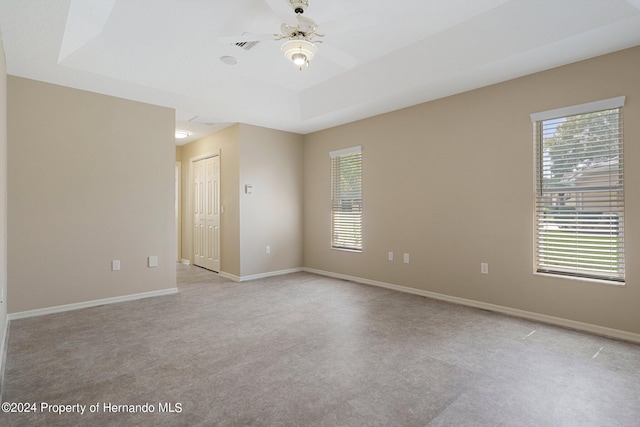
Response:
[[532, 97, 625, 283], [330, 146, 362, 251]]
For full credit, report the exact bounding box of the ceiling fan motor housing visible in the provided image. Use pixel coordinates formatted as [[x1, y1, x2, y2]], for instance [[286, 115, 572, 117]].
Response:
[[290, 0, 308, 14]]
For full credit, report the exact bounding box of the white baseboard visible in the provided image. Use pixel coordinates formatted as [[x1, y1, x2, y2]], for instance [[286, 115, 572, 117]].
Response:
[[219, 271, 241, 282], [180, 259, 191, 265], [8, 288, 179, 321], [303, 268, 640, 344], [220, 268, 303, 283], [240, 268, 303, 282]]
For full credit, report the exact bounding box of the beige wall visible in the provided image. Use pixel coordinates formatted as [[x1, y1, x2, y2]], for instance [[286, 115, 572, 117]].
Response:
[[304, 46, 640, 335], [7, 77, 176, 313], [239, 124, 304, 277], [0, 37, 8, 362], [178, 124, 304, 279], [4, 45, 634, 338], [178, 125, 241, 277]]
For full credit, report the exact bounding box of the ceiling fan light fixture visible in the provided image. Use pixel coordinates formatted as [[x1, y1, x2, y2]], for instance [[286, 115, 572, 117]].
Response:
[[175, 130, 190, 139], [292, 53, 307, 66], [281, 39, 317, 70]]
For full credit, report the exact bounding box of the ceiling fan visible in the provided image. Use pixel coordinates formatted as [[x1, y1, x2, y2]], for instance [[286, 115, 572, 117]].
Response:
[[276, 0, 323, 70], [219, 0, 371, 70]]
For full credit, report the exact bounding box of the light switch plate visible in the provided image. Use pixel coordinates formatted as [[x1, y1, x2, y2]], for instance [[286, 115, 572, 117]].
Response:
[[112, 260, 121, 271], [481, 263, 489, 274], [148, 256, 158, 268]]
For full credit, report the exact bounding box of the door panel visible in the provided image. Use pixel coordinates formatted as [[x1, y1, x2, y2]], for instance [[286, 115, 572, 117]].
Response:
[[193, 158, 206, 267], [193, 156, 220, 272], [205, 157, 220, 271]]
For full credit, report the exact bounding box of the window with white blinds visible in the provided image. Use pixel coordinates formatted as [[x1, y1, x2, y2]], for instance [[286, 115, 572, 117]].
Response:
[[532, 97, 625, 283], [330, 146, 362, 251]]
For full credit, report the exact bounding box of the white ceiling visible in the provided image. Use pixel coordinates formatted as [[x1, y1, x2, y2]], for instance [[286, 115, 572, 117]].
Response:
[[1, 0, 639, 145]]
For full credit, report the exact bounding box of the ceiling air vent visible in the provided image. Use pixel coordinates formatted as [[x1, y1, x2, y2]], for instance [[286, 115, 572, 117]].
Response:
[[235, 32, 260, 51]]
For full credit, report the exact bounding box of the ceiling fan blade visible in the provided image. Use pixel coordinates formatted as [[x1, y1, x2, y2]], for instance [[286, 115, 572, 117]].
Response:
[[217, 33, 275, 44], [319, 43, 358, 70], [296, 14, 317, 28], [318, 12, 377, 34], [263, 0, 294, 23]]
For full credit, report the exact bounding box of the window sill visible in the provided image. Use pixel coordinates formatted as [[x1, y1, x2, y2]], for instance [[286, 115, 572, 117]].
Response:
[[534, 272, 625, 287], [331, 247, 362, 254]]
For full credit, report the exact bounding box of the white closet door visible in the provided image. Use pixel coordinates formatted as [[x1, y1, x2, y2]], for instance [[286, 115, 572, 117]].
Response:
[[205, 156, 220, 272], [193, 158, 206, 268], [193, 156, 220, 272]]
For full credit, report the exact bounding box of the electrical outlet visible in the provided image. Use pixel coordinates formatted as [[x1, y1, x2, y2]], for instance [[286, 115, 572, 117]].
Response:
[[266, 246, 271, 254], [388, 251, 394, 261], [403, 253, 410, 264], [148, 256, 158, 268], [481, 263, 489, 274]]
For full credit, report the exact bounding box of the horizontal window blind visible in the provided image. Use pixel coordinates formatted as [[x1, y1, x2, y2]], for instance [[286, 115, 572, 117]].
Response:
[[330, 146, 362, 251], [533, 102, 625, 282]]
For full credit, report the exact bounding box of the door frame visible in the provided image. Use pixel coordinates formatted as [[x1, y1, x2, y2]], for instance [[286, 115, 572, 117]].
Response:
[[176, 161, 182, 263], [188, 150, 221, 267]]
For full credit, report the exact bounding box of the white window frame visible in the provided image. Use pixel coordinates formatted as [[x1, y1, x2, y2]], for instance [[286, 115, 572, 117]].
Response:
[[330, 146, 363, 252], [531, 97, 625, 284]]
